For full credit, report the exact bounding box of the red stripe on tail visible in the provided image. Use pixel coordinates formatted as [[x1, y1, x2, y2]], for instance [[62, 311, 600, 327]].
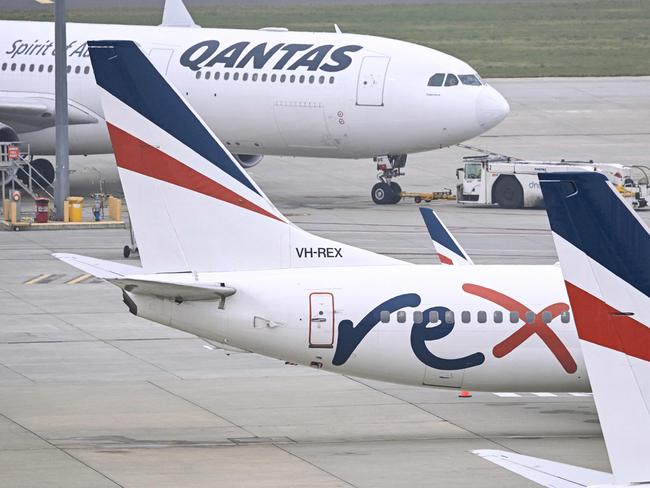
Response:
[[565, 281, 650, 362], [107, 123, 283, 223]]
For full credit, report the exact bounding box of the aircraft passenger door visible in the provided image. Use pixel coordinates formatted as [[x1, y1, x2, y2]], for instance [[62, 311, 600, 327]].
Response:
[[309, 292, 335, 348], [356, 56, 390, 106], [423, 368, 464, 388], [148, 48, 174, 75]]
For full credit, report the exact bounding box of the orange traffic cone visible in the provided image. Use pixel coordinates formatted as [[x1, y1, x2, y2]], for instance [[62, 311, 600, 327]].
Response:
[[458, 390, 472, 398]]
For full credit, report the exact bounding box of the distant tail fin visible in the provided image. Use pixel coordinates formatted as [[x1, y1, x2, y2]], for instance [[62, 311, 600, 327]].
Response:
[[419, 208, 473, 265], [88, 41, 400, 273], [540, 172, 650, 485]]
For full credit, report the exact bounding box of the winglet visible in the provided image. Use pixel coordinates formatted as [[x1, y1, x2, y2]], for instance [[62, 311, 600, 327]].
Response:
[[419, 208, 473, 265], [161, 0, 199, 28], [540, 172, 650, 485]]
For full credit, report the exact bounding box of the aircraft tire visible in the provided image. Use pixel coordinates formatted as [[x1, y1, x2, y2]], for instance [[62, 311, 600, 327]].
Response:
[[18, 158, 55, 188], [493, 176, 524, 209], [390, 182, 402, 203], [371, 182, 395, 205]]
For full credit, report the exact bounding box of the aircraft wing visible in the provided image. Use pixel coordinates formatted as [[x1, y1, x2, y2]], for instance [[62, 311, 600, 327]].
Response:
[[473, 450, 614, 488], [0, 93, 98, 133], [419, 207, 474, 265]]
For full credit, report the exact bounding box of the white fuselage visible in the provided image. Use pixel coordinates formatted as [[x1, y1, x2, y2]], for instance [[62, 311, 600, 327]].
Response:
[[0, 20, 508, 158], [129, 264, 589, 392]]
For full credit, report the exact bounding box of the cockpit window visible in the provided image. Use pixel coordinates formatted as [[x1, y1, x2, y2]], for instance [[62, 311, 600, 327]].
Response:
[[444, 74, 459, 86], [427, 73, 445, 87], [459, 74, 482, 86]]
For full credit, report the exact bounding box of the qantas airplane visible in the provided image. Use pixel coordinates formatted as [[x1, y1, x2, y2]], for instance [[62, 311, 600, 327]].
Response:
[[54, 39, 586, 393], [475, 171, 650, 487], [0, 0, 509, 203]]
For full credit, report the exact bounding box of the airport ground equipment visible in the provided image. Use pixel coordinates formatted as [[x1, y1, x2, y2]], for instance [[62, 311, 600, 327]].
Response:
[[400, 189, 455, 204], [0, 142, 53, 202], [456, 155, 650, 209]]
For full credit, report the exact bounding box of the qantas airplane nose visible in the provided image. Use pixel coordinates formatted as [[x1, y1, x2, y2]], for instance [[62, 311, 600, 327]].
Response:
[[476, 85, 510, 130]]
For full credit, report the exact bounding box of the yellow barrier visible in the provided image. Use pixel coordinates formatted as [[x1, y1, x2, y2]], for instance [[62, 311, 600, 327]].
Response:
[[67, 196, 84, 222], [107, 196, 122, 222]]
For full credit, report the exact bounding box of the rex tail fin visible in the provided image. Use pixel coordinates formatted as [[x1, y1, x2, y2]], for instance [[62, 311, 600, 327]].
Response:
[[88, 40, 399, 273], [540, 172, 650, 485], [419, 208, 473, 265]]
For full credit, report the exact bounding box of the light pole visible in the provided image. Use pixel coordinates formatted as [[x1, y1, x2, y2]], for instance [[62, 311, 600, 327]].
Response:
[[53, 0, 69, 220]]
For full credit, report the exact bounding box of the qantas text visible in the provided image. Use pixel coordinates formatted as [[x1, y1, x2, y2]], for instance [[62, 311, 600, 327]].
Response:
[[180, 41, 362, 72]]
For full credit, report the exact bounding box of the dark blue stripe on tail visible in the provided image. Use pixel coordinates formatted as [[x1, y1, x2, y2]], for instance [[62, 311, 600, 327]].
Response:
[[419, 208, 467, 260], [540, 172, 650, 298], [87, 40, 259, 195]]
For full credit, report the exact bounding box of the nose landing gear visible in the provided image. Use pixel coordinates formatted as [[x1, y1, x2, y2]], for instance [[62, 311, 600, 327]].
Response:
[[371, 154, 406, 204]]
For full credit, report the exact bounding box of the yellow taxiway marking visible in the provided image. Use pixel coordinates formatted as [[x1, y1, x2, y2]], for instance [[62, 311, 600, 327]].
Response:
[[23, 274, 51, 285], [65, 274, 93, 285]]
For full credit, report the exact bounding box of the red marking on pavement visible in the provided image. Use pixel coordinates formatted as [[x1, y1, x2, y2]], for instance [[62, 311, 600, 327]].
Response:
[[107, 123, 282, 223], [565, 281, 650, 362], [463, 283, 577, 374]]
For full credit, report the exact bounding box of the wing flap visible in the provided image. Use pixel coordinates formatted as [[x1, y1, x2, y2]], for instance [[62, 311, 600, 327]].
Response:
[[473, 450, 613, 488]]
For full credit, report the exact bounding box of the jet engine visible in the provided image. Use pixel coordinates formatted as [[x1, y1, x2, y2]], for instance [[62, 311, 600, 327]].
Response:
[[0, 123, 19, 142], [234, 154, 264, 169]]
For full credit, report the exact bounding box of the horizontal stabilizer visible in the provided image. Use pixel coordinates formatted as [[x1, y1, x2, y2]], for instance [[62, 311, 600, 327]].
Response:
[[110, 277, 236, 303], [473, 450, 613, 488], [53, 253, 142, 279]]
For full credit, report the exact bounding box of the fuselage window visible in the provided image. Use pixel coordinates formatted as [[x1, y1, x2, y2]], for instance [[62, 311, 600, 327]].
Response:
[[1, 63, 6, 71], [509, 311, 519, 323], [461, 311, 471, 323], [233, 72, 240, 81], [11, 63, 16, 71], [493, 311, 503, 323], [290, 74, 296, 83], [444, 74, 459, 86], [242, 73, 248, 81], [329, 76, 335, 84], [29, 64, 35, 72], [561, 311, 571, 323], [319, 75, 325, 84], [477, 311, 487, 323], [261, 73, 267, 82], [427, 73, 445, 87], [66, 65, 71, 73], [429, 310, 439, 323], [252, 73, 258, 81], [74, 66, 81, 74], [413, 311, 423, 323], [47, 65, 53, 73], [271, 74, 277, 82], [445, 310, 455, 324], [297, 75, 304, 83], [205, 71, 211, 80], [396, 311, 406, 323], [195, 71, 201, 79], [380, 311, 390, 323], [224, 72, 230, 80], [20, 64, 26, 72], [524, 311, 535, 324], [542, 311, 553, 323], [309, 75, 315, 84], [459, 74, 482, 86], [39, 65, 44, 73]]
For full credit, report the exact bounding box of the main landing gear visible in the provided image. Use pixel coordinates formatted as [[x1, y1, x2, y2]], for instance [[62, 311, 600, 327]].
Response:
[[371, 154, 407, 204]]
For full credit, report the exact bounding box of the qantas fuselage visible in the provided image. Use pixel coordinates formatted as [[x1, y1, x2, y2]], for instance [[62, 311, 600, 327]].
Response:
[[0, 20, 509, 159]]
